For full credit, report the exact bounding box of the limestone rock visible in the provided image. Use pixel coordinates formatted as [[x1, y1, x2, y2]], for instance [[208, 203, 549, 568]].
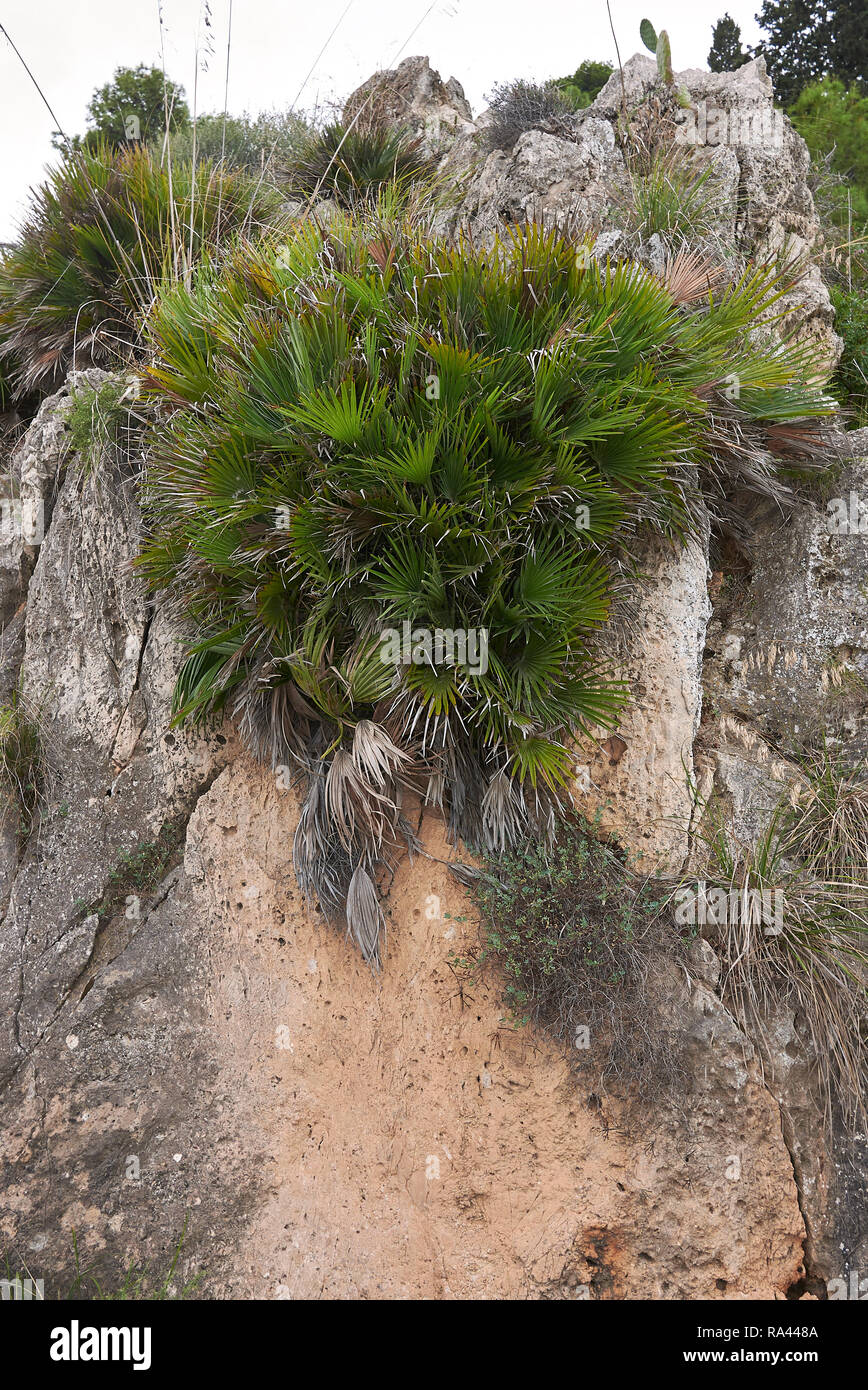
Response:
[[576, 526, 712, 873], [342, 55, 475, 155]]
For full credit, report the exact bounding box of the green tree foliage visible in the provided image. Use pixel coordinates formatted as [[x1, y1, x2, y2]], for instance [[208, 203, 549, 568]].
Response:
[[708, 14, 751, 71], [754, 0, 868, 105], [0, 144, 281, 396], [54, 65, 189, 152], [789, 78, 868, 229], [552, 59, 614, 109], [830, 284, 868, 424], [138, 213, 836, 960]]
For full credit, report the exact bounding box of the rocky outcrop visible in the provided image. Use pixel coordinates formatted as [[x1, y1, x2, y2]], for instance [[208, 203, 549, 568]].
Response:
[[0, 377, 234, 1088], [0, 57, 864, 1301], [576, 527, 712, 872], [343, 56, 475, 155], [707, 429, 868, 761], [447, 53, 840, 368]]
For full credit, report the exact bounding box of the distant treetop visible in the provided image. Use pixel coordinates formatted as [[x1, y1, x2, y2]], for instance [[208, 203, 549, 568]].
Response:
[[753, 0, 868, 105], [54, 64, 189, 153], [708, 14, 751, 72]]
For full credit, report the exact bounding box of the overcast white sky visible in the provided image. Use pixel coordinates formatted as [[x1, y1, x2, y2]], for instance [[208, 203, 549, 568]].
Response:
[[0, 0, 767, 239]]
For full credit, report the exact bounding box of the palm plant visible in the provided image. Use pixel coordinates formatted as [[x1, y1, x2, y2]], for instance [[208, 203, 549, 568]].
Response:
[[285, 122, 435, 207], [0, 143, 282, 397], [139, 211, 837, 964]]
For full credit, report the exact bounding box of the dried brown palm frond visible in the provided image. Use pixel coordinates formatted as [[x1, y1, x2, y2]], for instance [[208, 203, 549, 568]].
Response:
[[396, 813, 423, 861], [351, 718, 413, 789], [442, 738, 488, 848], [233, 665, 322, 770], [659, 246, 726, 305], [448, 861, 489, 888], [481, 768, 528, 854], [293, 766, 355, 914], [698, 394, 838, 532], [326, 748, 396, 851], [346, 862, 385, 967], [764, 420, 846, 463], [526, 781, 562, 850]]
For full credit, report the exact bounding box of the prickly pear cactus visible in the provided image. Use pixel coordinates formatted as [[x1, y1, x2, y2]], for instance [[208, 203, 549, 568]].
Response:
[[640, 18, 675, 86], [655, 30, 674, 84], [639, 18, 657, 52]]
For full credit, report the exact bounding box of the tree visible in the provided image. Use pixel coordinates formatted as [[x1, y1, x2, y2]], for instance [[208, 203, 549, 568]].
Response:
[[708, 14, 750, 71], [754, 1, 868, 105], [54, 64, 189, 151], [553, 60, 614, 109], [789, 77, 868, 227]]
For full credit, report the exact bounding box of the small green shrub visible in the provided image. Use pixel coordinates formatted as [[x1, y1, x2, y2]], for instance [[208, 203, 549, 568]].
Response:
[[159, 108, 310, 174], [551, 60, 614, 109], [66, 375, 142, 474], [285, 122, 435, 206], [470, 825, 693, 1109], [0, 143, 282, 397]]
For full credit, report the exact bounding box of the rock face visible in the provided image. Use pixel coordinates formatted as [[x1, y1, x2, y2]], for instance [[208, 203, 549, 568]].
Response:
[[0, 58, 864, 1301], [700, 427, 868, 1284], [708, 429, 868, 760], [577, 528, 712, 872], [0, 379, 813, 1301]]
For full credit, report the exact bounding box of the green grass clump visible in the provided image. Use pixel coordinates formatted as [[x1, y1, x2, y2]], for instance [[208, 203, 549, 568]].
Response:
[[2, 1219, 202, 1301], [69, 1221, 202, 1301], [617, 145, 722, 243], [691, 748, 868, 1134], [285, 122, 435, 206], [0, 693, 45, 839]]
